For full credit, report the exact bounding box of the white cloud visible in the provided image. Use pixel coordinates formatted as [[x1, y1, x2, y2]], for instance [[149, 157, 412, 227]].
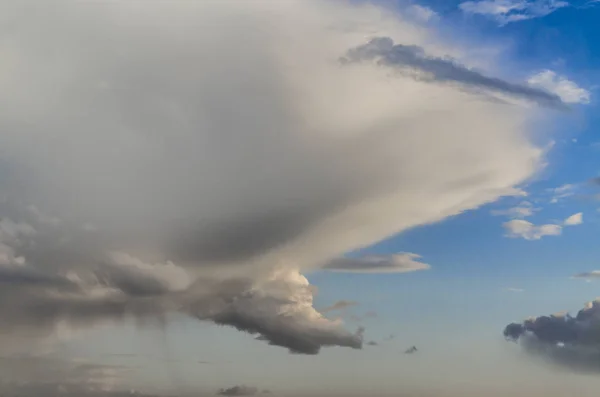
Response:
[[459, 0, 569, 25], [564, 212, 583, 226], [503, 219, 562, 240], [505, 287, 524, 292], [491, 201, 536, 218], [528, 70, 591, 105], [503, 211, 582, 240], [406, 4, 439, 22]]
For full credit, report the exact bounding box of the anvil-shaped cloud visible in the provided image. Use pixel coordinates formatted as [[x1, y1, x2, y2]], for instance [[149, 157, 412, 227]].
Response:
[[0, 0, 547, 355]]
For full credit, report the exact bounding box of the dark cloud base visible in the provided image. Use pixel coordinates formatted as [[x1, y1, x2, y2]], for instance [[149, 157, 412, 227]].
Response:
[[504, 299, 600, 372]]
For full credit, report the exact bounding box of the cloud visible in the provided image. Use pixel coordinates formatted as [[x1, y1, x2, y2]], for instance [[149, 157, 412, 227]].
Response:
[[366, 341, 379, 346], [572, 271, 600, 280], [342, 37, 567, 109], [459, 0, 569, 25], [505, 287, 525, 292], [491, 201, 536, 218], [321, 300, 359, 313], [564, 212, 583, 226], [504, 299, 600, 372], [406, 4, 439, 22], [503, 212, 581, 240], [217, 386, 259, 396], [321, 254, 430, 274], [95, 252, 192, 297], [503, 219, 562, 240], [189, 269, 364, 355], [528, 70, 591, 105], [0, 0, 549, 358], [548, 183, 577, 203]]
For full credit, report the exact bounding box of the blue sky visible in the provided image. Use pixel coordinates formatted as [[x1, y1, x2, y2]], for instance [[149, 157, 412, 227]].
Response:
[[2, 1, 600, 396]]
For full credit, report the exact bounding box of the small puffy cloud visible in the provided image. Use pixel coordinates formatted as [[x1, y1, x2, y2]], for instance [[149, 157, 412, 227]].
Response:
[[460, 0, 569, 25], [491, 201, 536, 218], [321, 254, 430, 274], [528, 70, 591, 105], [321, 300, 359, 313], [406, 4, 439, 22], [503, 299, 600, 372], [505, 287, 524, 292], [564, 212, 583, 226], [217, 386, 259, 396], [503, 219, 562, 240]]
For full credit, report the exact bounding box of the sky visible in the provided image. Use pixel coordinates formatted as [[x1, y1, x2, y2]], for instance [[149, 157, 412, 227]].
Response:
[[1, 0, 600, 396]]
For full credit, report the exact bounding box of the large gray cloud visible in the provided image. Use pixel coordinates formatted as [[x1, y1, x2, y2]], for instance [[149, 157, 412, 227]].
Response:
[[0, 0, 550, 362], [504, 299, 600, 371], [341, 37, 567, 109]]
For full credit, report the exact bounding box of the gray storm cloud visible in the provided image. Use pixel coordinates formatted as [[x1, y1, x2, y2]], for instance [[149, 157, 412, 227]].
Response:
[[0, 0, 549, 356], [342, 37, 567, 109], [504, 299, 600, 371]]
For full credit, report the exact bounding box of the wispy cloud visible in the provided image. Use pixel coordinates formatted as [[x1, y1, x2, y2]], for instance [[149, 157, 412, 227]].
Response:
[[548, 183, 577, 203], [321, 254, 430, 274], [459, 0, 569, 25], [491, 201, 537, 218], [503, 212, 583, 240], [505, 287, 525, 292], [321, 300, 359, 313]]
